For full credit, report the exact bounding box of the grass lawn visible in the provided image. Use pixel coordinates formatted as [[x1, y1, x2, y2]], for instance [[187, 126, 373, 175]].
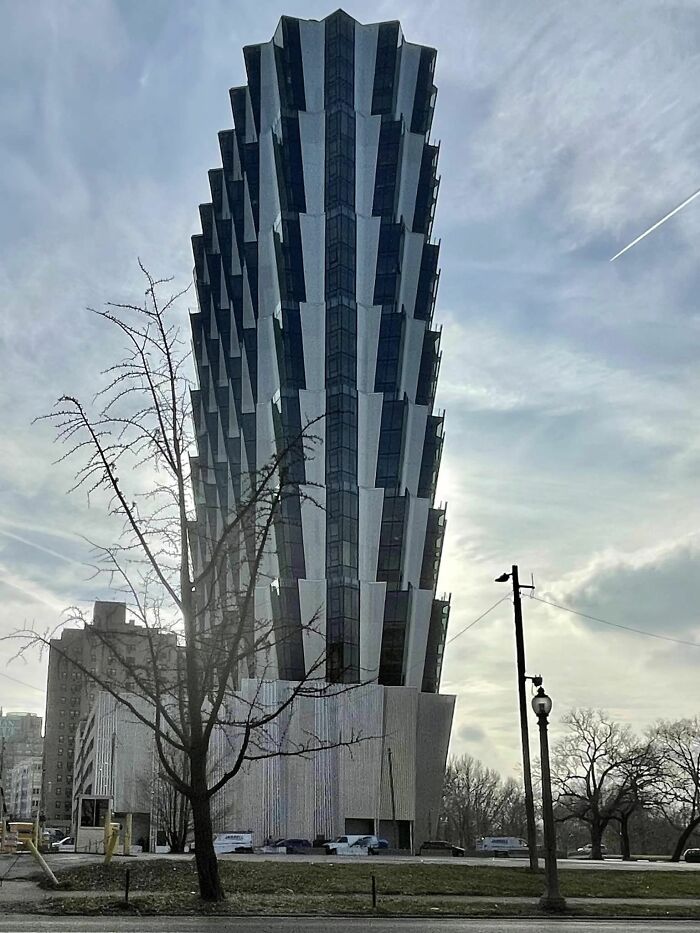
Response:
[[46, 858, 700, 900], [15, 892, 700, 920]]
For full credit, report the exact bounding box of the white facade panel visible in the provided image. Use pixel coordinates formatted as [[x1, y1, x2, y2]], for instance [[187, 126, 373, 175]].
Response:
[[358, 392, 383, 488], [356, 214, 381, 306], [401, 401, 428, 497], [397, 131, 424, 226], [398, 231, 424, 319], [357, 303, 381, 393], [259, 41, 281, 133], [358, 486, 384, 581], [402, 495, 430, 590], [399, 315, 426, 401], [298, 111, 325, 215], [299, 214, 325, 303], [360, 581, 386, 681], [299, 578, 327, 673], [403, 588, 434, 688], [354, 24, 379, 116], [299, 304, 325, 392], [355, 115, 381, 219], [298, 388, 326, 486], [299, 20, 325, 112], [395, 43, 421, 125]]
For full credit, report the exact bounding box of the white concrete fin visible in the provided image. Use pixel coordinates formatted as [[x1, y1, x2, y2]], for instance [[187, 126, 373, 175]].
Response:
[[401, 401, 428, 497], [299, 214, 325, 303], [299, 303, 325, 392], [354, 23, 379, 116], [398, 230, 424, 318], [356, 215, 381, 306], [298, 19, 325, 112], [397, 131, 423, 227], [298, 111, 325, 215], [401, 495, 430, 590], [298, 388, 325, 487], [403, 589, 433, 689], [355, 114, 381, 218], [395, 43, 421, 126], [357, 302, 381, 393], [358, 391, 383, 488], [399, 315, 426, 401], [359, 581, 386, 681], [359, 485, 384, 581], [259, 41, 281, 134]]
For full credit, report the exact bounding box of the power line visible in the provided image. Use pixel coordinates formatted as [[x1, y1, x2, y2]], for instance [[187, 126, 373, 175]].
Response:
[[0, 670, 46, 694], [531, 594, 700, 649], [445, 594, 511, 646]]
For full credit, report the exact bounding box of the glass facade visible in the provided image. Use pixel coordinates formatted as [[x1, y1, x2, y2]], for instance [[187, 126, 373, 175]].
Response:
[[191, 11, 450, 696]]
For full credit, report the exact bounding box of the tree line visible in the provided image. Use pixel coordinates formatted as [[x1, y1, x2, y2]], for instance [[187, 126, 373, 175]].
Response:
[[441, 710, 700, 861]]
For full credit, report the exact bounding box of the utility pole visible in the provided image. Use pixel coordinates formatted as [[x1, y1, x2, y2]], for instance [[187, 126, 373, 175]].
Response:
[[387, 747, 399, 850], [499, 564, 538, 871]]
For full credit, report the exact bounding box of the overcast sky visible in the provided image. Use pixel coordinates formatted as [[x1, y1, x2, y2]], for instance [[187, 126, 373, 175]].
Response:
[[1, 0, 699, 778]]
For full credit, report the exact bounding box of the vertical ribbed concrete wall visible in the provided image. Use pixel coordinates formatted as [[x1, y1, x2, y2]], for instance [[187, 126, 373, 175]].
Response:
[[213, 680, 455, 845], [190, 10, 451, 692]]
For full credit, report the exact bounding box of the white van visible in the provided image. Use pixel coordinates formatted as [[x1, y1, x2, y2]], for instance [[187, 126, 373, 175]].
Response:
[[478, 836, 528, 853], [213, 832, 254, 854]]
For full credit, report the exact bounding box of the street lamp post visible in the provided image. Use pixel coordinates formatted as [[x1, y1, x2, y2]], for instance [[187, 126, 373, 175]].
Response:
[[531, 685, 566, 912]]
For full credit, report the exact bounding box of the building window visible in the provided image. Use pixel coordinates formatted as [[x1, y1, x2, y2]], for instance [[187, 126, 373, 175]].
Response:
[[375, 398, 406, 489]]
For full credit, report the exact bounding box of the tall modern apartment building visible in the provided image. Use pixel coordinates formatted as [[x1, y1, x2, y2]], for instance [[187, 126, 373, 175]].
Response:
[[191, 11, 453, 846]]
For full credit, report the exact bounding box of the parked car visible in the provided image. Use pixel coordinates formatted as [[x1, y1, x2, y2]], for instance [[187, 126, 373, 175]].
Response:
[[419, 840, 465, 857], [683, 848, 700, 863], [576, 843, 607, 855], [51, 836, 76, 853], [324, 834, 384, 855], [273, 838, 312, 853]]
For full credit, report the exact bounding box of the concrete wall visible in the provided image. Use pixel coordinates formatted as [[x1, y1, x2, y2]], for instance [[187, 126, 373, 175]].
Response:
[[212, 679, 454, 848]]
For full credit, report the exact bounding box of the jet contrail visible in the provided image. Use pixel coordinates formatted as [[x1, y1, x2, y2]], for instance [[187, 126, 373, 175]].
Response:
[[610, 185, 700, 261]]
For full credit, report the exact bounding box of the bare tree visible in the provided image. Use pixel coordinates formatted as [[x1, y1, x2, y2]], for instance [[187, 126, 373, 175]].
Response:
[[441, 754, 526, 848], [609, 742, 665, 860], [144, 750, 191, 854], [8, 266, 365, 900], [653, 717, 700, 862], [550, 709, 643, 860]]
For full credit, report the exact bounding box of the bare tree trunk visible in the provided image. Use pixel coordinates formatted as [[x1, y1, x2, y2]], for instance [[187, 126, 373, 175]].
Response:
[[671, 815, 700, 863], [190, 756, 224, 902], [619, 815, 632, 861], [590, 820, 604, 860]]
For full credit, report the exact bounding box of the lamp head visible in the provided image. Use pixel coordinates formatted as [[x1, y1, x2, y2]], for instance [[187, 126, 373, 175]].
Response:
[[495, 573, 511, 583], [531, 686, 552, 718]]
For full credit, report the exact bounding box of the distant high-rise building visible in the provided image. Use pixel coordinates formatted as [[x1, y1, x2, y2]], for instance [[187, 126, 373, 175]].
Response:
[[6, 755, 43, 821], [190, 11, 454, 846], [0, 710, 43, 783], [42, 601, 176, 829]]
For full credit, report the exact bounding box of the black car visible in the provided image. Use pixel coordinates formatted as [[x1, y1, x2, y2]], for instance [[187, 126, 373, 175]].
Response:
[[683, 848, 700, 863], [419, 840, 465, 857], [274, 838, 312, 854]]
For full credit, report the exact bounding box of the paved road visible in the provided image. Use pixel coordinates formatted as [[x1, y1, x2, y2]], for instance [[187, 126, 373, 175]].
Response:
[[0, 918, 698, 932]]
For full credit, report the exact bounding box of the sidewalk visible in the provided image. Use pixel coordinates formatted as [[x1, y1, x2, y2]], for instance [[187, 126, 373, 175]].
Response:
[[2, 882, 700, 912]]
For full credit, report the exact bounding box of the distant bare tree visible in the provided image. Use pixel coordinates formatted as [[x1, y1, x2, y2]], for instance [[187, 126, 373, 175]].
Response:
[[6, 265, 365, 901], [441, 754, 526, 848], [653, 717, 700, 862]]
